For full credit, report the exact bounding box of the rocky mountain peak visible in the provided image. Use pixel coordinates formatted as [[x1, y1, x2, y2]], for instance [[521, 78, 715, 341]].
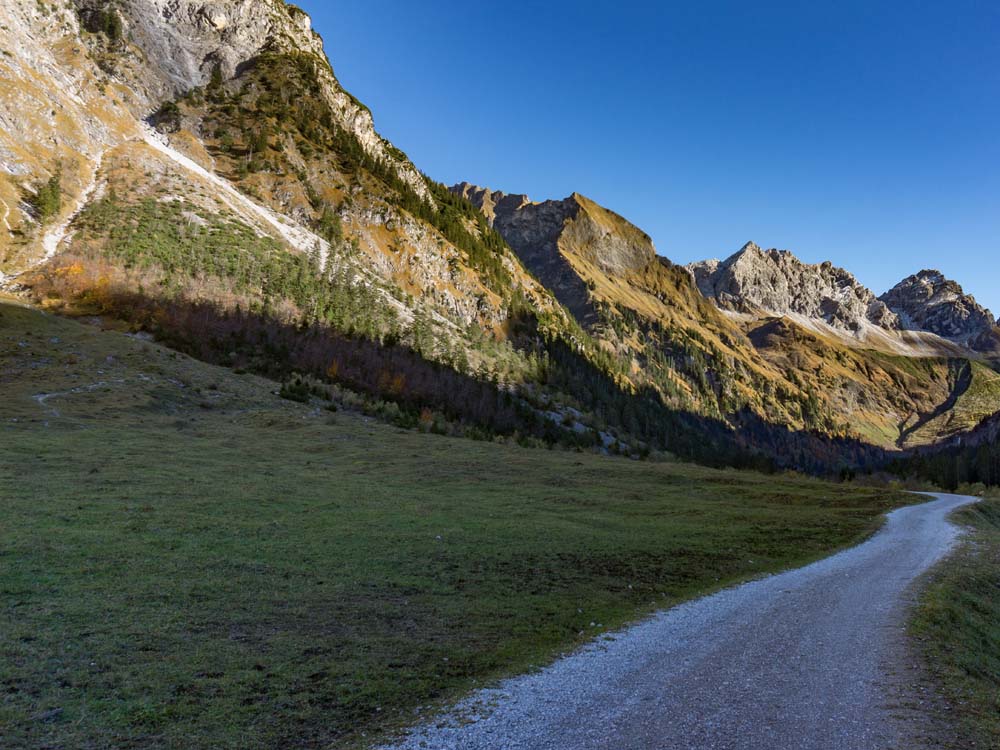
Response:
[[913, 269, 947, 285], [687, 244, 900, 333], [74, 0, 323, 102], [880, 270, 995, 343], [452, 184, 656, 277], [451, 182, 532, 228], [451, 183, 659, 325]]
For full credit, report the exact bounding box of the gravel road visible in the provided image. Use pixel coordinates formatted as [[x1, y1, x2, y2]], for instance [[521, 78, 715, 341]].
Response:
[[381, 493, 975, 750]]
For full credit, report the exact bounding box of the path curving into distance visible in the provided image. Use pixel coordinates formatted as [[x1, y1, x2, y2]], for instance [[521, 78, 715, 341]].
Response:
[[382, 493, 975, 750]]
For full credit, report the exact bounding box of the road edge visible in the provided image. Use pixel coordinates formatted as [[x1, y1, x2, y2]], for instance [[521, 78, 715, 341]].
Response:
[[905, 494, 999, 749]]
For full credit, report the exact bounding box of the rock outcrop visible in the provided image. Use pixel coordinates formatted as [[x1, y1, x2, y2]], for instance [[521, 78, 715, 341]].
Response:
[[77, 0, 428, 198], [687, 243, 900, 333], [880, 270, 995, 345], [452, 183, 657, 322]]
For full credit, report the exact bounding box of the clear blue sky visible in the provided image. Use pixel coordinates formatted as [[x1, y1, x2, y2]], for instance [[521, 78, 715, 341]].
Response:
[[299, 1, 999, 313]]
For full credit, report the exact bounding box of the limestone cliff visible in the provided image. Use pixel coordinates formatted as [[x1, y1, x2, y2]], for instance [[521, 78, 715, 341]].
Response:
[[687, 243, 900, 333], [452, 184, 657, 322], [78, 0, 428, 198], [880, 270, 995, 345]]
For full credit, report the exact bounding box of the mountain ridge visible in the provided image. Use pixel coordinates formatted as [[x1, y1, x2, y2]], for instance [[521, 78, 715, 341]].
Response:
[[2, 0, 999, 464], [451, 182, 659, 324], [687, 241, 901, 333], [450, 180, 1000, 449], [880, 269, 995, 345]]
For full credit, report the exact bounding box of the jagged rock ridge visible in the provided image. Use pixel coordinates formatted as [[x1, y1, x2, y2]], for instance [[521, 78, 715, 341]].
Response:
[[687, 242, 900, 333], [452, 182, 658, 322], [453, 183, 656, 276], [880, 270, 995, 344]]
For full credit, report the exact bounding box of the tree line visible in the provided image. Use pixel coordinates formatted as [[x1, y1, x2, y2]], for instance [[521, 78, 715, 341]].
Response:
[[888, 414, 1000, 489]]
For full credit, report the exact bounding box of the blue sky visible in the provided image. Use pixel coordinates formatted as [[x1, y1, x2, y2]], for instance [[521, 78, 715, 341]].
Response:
[[299, 1, 999, 313]]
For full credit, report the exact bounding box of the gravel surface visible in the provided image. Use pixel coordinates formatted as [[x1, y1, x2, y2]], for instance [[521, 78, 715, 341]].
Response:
[[381, 493, 975, 750]]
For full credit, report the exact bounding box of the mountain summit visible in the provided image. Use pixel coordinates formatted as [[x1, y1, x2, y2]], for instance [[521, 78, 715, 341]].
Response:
[[451, 184, 658, 322], [687, 243, 900, 333], [452, 184, 657, 276], [880, 270, 995, 345]]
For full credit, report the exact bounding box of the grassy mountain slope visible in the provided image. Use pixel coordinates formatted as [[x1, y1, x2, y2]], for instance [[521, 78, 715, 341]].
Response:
[[3, 1, 617, 451]]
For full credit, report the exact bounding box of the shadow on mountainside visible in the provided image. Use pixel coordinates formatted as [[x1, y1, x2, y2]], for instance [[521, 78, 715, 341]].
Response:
[[19, 264, 896, 477], [896, 359, 973, 449]]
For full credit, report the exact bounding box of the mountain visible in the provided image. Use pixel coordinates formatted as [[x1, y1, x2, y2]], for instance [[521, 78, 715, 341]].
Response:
[[2, 0, 999, 468], [0, 0, 615, 453], [6, 0, 751, 466], [687, 242, 900, 333], [0, 0, 565, 329], [453, 184, 1000, 450], [451, 184, 657, 324], [687, 248, 999, 357], [880, 270, 997, 347]]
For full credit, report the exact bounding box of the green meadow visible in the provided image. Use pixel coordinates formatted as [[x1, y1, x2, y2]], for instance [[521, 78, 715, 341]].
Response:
[[912, 497, 1000, 748], [0, 302, 909, 748]]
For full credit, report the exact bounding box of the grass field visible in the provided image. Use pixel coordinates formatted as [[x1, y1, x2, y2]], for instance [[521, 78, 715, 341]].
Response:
[[912, 497, 1000, 748], [0, 301, 912, 748]]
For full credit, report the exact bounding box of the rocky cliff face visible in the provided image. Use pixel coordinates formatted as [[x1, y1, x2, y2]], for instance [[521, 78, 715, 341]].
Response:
[[452, 183, 657, 322], [880, 270, 995, 344], [0, 0, 429, 276], [87, 0, 428, 199], [453, 183, 656, 276], [687, 242, 900, 333]]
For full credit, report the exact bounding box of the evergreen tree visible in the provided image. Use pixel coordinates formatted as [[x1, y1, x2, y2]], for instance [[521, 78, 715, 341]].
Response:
[[32, 165, 62, 222]]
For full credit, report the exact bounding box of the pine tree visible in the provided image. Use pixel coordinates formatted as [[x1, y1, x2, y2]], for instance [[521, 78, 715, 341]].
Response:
[[33, 164, 62, 222]]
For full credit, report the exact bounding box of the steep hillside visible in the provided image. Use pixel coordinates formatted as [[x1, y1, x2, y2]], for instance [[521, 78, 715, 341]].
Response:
[[0, 0, 611, 449], [0, 0, 137, 273], [1, 0, 564, 334]]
